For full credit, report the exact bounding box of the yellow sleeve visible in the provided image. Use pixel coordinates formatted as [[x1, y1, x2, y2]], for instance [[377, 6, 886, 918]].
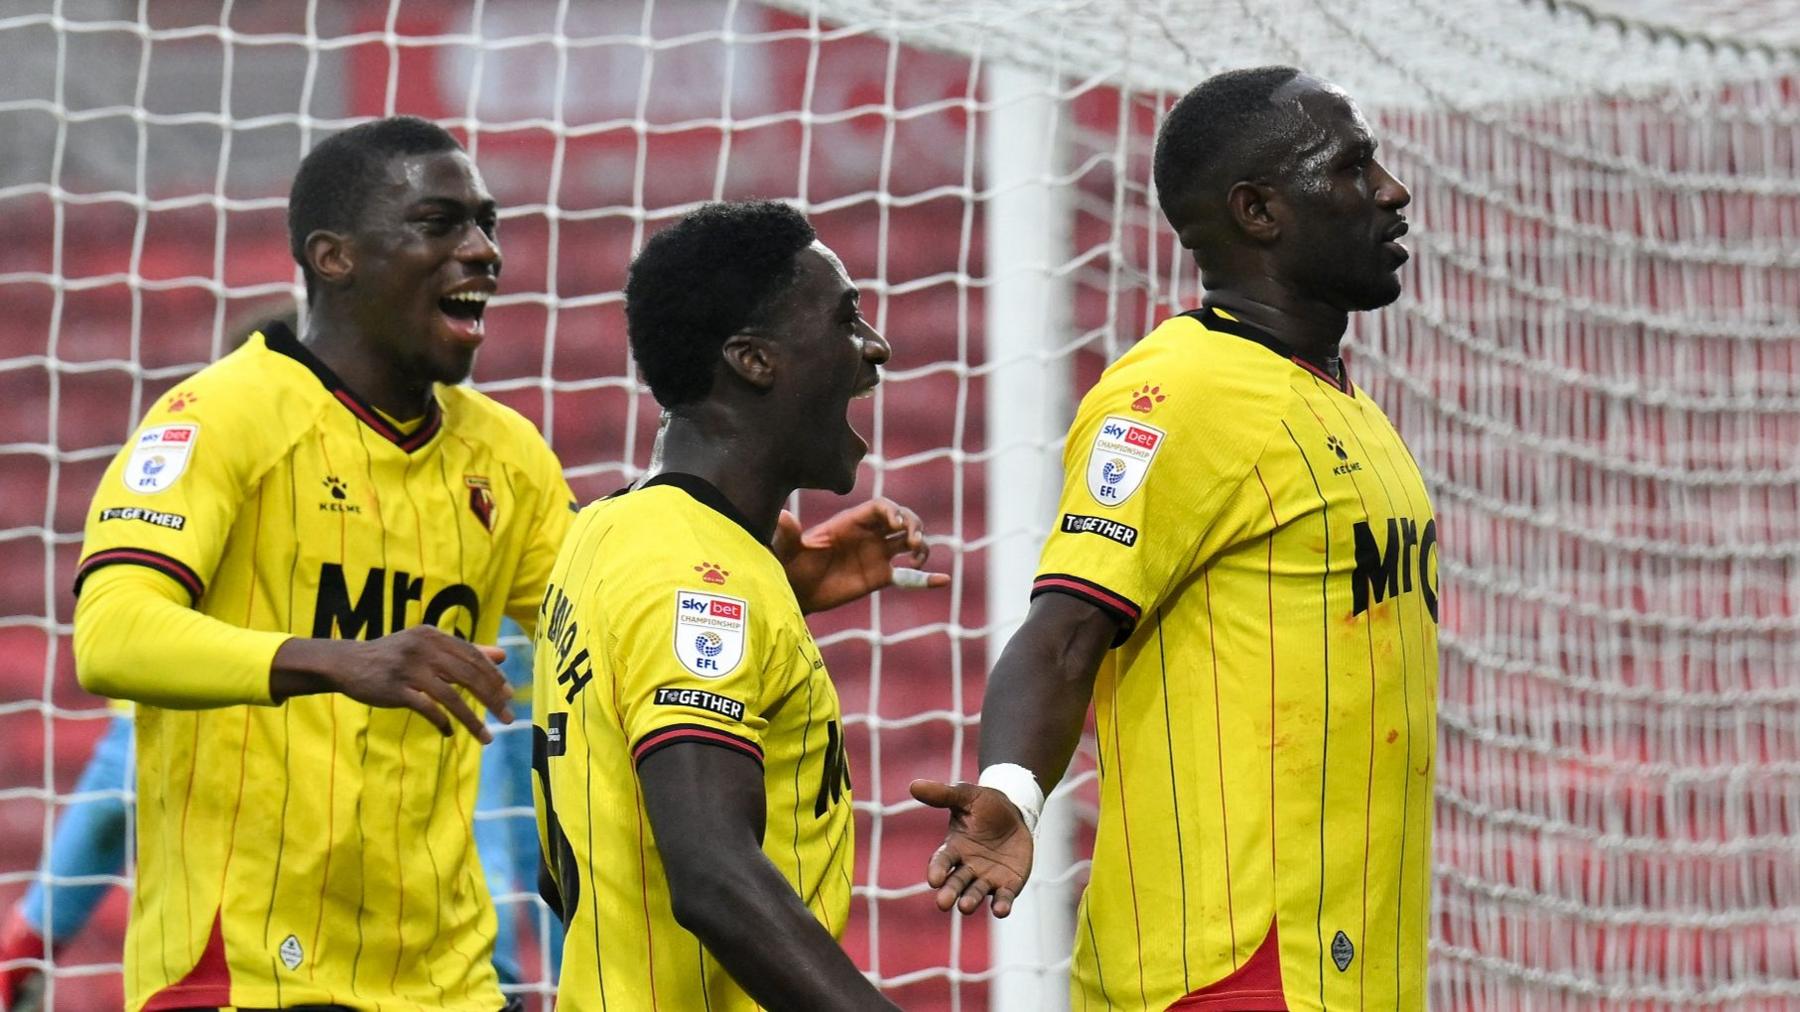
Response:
[[504, 433, 577, 636], [74, 564, 287, 707], [588, 546, 785, 772], [1033, 343, 1279, 640], [74, 377, 260, 605]]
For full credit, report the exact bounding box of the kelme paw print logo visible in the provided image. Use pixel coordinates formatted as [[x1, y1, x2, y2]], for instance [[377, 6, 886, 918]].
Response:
[[323, 476, 348, 500], [1130, 384, 1166, 413], [695, 561, 729, 585], [1326, 435, 1348, 461], [165, 389, 198, 412]]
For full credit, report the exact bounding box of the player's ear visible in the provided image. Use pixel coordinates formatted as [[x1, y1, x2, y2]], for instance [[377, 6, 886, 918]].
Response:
[[1227, 180, 1281, 243], [720, 332, 776, 391], [305, 230, 354, 288]]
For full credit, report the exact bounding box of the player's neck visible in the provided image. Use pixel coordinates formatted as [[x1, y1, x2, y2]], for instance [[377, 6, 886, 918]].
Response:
[[1202, 286, 1347, 367], [301, 314, 434, 420], [649, 413, 787, 547]]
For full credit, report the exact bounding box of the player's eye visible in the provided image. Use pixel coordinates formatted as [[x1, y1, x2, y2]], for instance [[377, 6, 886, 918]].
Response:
[[420, 215, 457, 235]]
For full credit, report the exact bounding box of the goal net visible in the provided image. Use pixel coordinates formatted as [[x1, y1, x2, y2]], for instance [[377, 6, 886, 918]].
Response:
[[1, 0, 1797, 1009]]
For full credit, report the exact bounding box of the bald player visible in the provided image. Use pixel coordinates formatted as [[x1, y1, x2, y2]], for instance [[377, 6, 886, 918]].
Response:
[[914, 67, 1438, 1010]]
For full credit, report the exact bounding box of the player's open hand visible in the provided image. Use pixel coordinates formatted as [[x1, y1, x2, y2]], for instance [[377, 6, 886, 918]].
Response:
[[275, 626, 513, 743], [772, 498, 950, 613], [909, 779, 1033, 918]]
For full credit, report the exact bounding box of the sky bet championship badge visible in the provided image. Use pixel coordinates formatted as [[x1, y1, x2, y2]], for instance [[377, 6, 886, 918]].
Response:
[[122, 423, 198, 494], [674, 590, 748, 678], [1085, 415, 1165, 507]]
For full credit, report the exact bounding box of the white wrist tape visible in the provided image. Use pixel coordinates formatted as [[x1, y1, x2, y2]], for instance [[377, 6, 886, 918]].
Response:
[[889, 567, 935, 589], [978, 763, 1044, 836]]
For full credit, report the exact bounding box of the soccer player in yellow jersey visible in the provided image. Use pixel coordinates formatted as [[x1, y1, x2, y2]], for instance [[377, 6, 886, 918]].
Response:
[[534, 201, 926, 1010], [73, 116, 551, 1012], [915, 68, 1438, 1010]]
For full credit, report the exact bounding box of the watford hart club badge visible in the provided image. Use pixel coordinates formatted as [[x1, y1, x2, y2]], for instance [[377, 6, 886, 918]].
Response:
[[465, 475, 495, 531], [673, 591, 747, 678]]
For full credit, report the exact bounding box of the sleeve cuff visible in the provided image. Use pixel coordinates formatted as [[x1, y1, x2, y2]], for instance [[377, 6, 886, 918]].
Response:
[[631, 723, 764, 768], [74, 548, 205, 605], [1031, 573, 1141, 647]]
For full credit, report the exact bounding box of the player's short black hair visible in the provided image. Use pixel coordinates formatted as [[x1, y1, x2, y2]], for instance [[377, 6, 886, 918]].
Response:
[[288, 116, 463, 299], [625, 200, 818, 409], [1154, 66, 1315, 246]]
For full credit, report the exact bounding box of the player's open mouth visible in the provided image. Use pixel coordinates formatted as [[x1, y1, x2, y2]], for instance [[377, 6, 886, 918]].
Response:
[[438, 290, 489, 340], [844, 374, 880, 457]]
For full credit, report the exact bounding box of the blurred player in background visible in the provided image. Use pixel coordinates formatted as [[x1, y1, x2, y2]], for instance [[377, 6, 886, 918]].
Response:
[[1, 628, 551, 1012], [475, 618, 564, 997], [532, 201, 938, 1010], [0, 708, 132, 1012], [914, 67, 1439, 1010]]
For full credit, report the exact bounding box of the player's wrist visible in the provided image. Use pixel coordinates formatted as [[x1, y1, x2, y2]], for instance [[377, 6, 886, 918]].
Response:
[[269, 636, 353, 700], [977, 763, 1043, 836]]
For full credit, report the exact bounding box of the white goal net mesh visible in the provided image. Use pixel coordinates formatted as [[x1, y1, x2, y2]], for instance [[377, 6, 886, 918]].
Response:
[[1, 1, 1797, 1009]]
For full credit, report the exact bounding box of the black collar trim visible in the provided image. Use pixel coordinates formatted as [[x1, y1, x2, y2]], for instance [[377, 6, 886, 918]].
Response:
[[260, 321, 444, 452], [1184, 304, 1353, 396], [637, 472, 765, 545]]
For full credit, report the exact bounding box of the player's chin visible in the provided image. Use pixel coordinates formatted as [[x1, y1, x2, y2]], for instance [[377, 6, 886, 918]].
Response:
[[821, 435, 866, 495], [1348, 273, 1404, 311], [817, 452, 861, 495], [425, 344, 479, 386]]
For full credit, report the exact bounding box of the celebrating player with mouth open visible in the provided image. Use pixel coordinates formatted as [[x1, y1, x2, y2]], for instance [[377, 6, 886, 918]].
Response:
[[531, 200, 929, 1011]]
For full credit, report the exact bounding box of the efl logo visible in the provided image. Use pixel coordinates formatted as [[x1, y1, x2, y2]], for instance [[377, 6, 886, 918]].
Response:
[[1085, 415, 1166, 508], [673, 590, 748, 678], [122, 423, 198, 495]]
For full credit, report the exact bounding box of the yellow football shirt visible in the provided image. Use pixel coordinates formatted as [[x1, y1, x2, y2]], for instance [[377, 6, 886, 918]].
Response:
[[73, 322, 575, 1012], [1034, 307, 1439, 1011], [532, 474, 854, 1011]]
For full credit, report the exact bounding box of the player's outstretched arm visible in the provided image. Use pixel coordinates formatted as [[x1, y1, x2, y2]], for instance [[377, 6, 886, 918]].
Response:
[[270, 627, 514, 743], [772, 497, 949, 613], [73, 566, 512, 740], [640, 742, 899, 1011], [910, 591, 1117, 917]]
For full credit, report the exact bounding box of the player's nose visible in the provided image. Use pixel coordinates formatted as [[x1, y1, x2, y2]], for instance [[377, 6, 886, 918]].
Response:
[[458, 222, 503, 276], [858, 318, 891, 366], [1371, 158, 1411, 210]]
